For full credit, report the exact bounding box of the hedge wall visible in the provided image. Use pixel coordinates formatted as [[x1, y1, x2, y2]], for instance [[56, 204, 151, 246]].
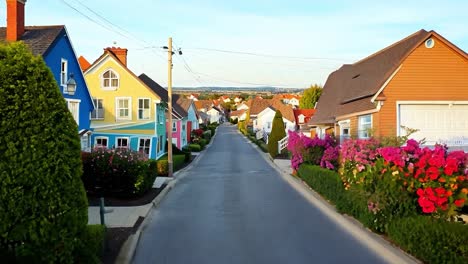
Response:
[[297, 164, 468, 264]]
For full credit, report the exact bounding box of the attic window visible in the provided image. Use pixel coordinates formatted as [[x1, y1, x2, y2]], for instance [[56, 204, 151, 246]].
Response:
[[101, 69, 119, 90], [352, 74, 360, 79], [425, 38, 435, 49]]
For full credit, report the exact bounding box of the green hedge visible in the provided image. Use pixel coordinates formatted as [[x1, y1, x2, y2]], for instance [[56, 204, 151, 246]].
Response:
[[388, 216, 468, 264], [156, 154, 186, 176], [188, 144, 202, 152], [74, 225, 106, 264], [199, 138, 208, 149], [298, 164, 468, 263]]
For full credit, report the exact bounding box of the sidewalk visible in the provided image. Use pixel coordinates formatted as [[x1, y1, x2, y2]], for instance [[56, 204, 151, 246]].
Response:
[[273, 158, 292, 175], [88, 204, 152, 228]]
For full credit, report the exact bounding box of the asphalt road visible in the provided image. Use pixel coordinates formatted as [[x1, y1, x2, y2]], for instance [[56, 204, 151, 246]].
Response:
[[132, 124, 388, 264]]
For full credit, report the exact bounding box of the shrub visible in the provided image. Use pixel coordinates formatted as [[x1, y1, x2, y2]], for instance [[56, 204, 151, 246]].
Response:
[[74, 225, 106, 264], [188, 144, 202, 152], [388, 216, 468, 264], [199, 139, 208, 149], [81, 148, 151, 197], [156, 154, 186, 176], [0, 42, 88, 262], [267, 110, 287, 158]]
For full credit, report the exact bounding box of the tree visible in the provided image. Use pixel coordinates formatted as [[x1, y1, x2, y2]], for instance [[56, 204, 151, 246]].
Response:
[[0, 42, 88, 262], [299, 84, 323, 109], [267, 110, 287, 158]]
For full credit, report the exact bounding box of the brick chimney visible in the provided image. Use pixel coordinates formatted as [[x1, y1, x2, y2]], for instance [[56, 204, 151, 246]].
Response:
[[106, 47, 128, 66], [6, 0, 26, 42]]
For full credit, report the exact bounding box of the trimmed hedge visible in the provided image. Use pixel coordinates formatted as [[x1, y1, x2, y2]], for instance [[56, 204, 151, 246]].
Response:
[[0, 42, 88, 262], [74, 225, 106, 264], [188, 144, 202, 152], [388, 216, 468, 264], [297, 164, 468, 263], [199, 138, 208, 149], [156, 154, 186, 176]]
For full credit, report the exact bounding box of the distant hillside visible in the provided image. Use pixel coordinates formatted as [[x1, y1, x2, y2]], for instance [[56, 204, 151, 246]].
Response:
[[173, 86, 304, 93]]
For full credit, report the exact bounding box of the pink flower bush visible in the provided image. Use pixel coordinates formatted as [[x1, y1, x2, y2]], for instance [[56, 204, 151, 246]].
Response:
[[287, 132, 339, 170]]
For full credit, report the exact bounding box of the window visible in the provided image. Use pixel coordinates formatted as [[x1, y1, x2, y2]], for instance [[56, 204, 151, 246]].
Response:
[[358, 115, 372, 139], [61, 59, 68, 87], [182, 123, 186, 131], [91, 98, 104, 119], [266, 122, 272, 129], [102, 69, 119, 90], [172, 121, 177, 132], [138, 138, 151, 157], [157, 135, 163, 153], [81, 134, 90, 152], [116, 97, 131, 120], [339, 120, 351, 142], [95, 137, 108, 148], [298, 115, 305, 124], [66, 99, 80, 125], [138, 98, 150, 120], [116, 137, 129, 148]]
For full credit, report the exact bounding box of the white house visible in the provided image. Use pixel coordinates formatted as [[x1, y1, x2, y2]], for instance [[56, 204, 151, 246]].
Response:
[[234, 96, 242, 103], [207, 107, 223, 123], [253, 106, 296, 134], [236, 102, 249, 111]]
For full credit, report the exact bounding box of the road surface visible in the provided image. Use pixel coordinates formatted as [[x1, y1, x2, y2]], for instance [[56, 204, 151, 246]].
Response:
[[133, 124, 389, 264]]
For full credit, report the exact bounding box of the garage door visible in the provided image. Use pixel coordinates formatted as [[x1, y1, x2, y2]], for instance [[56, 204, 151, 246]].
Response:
[[399, 104, 468, 145]]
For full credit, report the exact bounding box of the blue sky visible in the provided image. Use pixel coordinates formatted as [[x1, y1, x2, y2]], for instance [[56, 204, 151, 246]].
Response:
[[1, 0, 467, 88]]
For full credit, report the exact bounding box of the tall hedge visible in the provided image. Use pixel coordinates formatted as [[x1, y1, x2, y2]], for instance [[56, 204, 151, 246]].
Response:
[[267, 110, 286, 158], [0, 42, 88, 262]]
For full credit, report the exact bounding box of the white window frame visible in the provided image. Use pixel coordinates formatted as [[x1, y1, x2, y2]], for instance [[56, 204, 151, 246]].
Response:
[[138, 98, 151, 120], [91, 98, 104, 120], [95, 136, 109, 148], [338, 119, 351, 142], [358, 114, 372, 139], [115, 97, 132, 121], [116, 137, 130, 149], [138, 137, 152, 157], [101, 69, 120, 90], [65, 98, 80, 125], [60, 58, 68, 90]]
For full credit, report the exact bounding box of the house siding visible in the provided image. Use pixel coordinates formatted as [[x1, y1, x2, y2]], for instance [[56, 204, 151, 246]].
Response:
[[377, 36, 468, 137], [43, 33, 93, 131]]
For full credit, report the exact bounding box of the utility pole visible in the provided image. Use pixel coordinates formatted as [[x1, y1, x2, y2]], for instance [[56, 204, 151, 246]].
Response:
[[167, 37, 173, 177]]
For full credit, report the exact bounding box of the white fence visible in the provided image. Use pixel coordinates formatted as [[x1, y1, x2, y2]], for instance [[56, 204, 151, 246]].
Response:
[[278, 135, 289, 153]]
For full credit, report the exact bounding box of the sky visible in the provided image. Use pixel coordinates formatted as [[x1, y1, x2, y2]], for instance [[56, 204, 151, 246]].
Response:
[[1, 0, 467, 88]]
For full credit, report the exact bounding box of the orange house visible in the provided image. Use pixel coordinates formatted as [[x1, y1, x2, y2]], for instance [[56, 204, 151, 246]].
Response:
[[309, 29, 468, 146]]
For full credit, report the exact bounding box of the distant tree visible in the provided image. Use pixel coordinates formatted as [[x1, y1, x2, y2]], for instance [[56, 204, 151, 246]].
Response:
[[0, 42, 87, 262], [300, 84, 323, 109], [267, 110, 287, 158]]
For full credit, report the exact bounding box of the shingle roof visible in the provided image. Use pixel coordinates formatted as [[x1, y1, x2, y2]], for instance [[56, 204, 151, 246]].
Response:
[[0, 25, 65, 56], [78, 56, 91, 71], [310, 29, 432, 125], [269, 99, 295, 122], [138, 73, 186, 118], [194, 100, 213, 111], [249, 98, 272, 115]]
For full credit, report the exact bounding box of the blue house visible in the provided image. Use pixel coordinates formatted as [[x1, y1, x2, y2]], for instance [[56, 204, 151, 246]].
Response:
[[1, 0, 94, 151]]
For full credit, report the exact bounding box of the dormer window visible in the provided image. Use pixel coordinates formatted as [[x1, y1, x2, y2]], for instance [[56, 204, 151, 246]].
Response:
[[101, 69, 119, 90], [298, 114, 305, 124]]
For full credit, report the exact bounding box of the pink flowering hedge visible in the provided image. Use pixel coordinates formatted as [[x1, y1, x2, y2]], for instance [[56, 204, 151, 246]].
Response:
[[287, 131, 339, 171], [81, 148, 157, 197], [288, 132, 468, 219]]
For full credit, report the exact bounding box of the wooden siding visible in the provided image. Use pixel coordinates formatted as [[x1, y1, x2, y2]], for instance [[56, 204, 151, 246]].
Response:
[[377, 36, 468, 137]]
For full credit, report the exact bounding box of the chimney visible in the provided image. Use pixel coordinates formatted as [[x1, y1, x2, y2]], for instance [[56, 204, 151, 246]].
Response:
[[6, 0, 26, 42], [106, 47, 128, 66]]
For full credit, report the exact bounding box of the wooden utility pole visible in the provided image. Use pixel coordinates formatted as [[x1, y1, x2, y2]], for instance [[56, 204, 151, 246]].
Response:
[[167, 37, 173, 177]]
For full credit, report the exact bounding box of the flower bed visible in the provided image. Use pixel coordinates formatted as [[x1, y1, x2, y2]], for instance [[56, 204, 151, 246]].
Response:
[[81, 148, 157, 197]]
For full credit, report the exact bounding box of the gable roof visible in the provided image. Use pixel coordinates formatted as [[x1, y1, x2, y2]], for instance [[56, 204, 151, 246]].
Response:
[[0, 25, 65, 56], [293, 109, 315, 124], [270, 99, 295, 122], [309, 29, 464, 125], [194, 100, 213, 111], [249, 98, 273, 115], [138, 73, 185, 118]]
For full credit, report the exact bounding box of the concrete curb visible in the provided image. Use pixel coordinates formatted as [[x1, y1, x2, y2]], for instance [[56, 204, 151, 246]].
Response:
[[116, 125, 220, 264], [238, 129, 419, 264]]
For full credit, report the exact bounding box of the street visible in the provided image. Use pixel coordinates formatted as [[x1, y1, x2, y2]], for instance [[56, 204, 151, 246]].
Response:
[[133, 124, 388, 264]]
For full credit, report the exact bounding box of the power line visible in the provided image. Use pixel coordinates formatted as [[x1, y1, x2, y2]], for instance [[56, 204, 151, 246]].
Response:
[[193, 72, 295, 87], [183, 47, 349, 62]]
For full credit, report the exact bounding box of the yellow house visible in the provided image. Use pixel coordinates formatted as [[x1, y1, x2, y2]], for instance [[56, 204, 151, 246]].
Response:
[[82, 47, 167, 159]]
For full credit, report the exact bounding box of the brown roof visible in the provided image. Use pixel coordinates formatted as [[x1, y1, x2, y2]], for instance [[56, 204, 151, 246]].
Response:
[[230, 109, 246, 117], [310, 29, 433, 125], [249, 98, 272, 115], [0, 25, 64, 56], [195, 100, 213, 111], [174, 94, 193, 115], [270, 99, 295, 122]]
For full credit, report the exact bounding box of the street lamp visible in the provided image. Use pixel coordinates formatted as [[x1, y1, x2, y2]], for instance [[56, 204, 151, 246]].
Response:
[[66, 73, 77, 95]]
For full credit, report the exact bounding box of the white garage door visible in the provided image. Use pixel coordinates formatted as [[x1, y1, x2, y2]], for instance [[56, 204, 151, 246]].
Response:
[[399, 104, 468, 145]]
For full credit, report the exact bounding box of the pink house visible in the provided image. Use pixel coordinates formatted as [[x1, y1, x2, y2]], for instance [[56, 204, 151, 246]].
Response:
[[166, 95, 199, 150]]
